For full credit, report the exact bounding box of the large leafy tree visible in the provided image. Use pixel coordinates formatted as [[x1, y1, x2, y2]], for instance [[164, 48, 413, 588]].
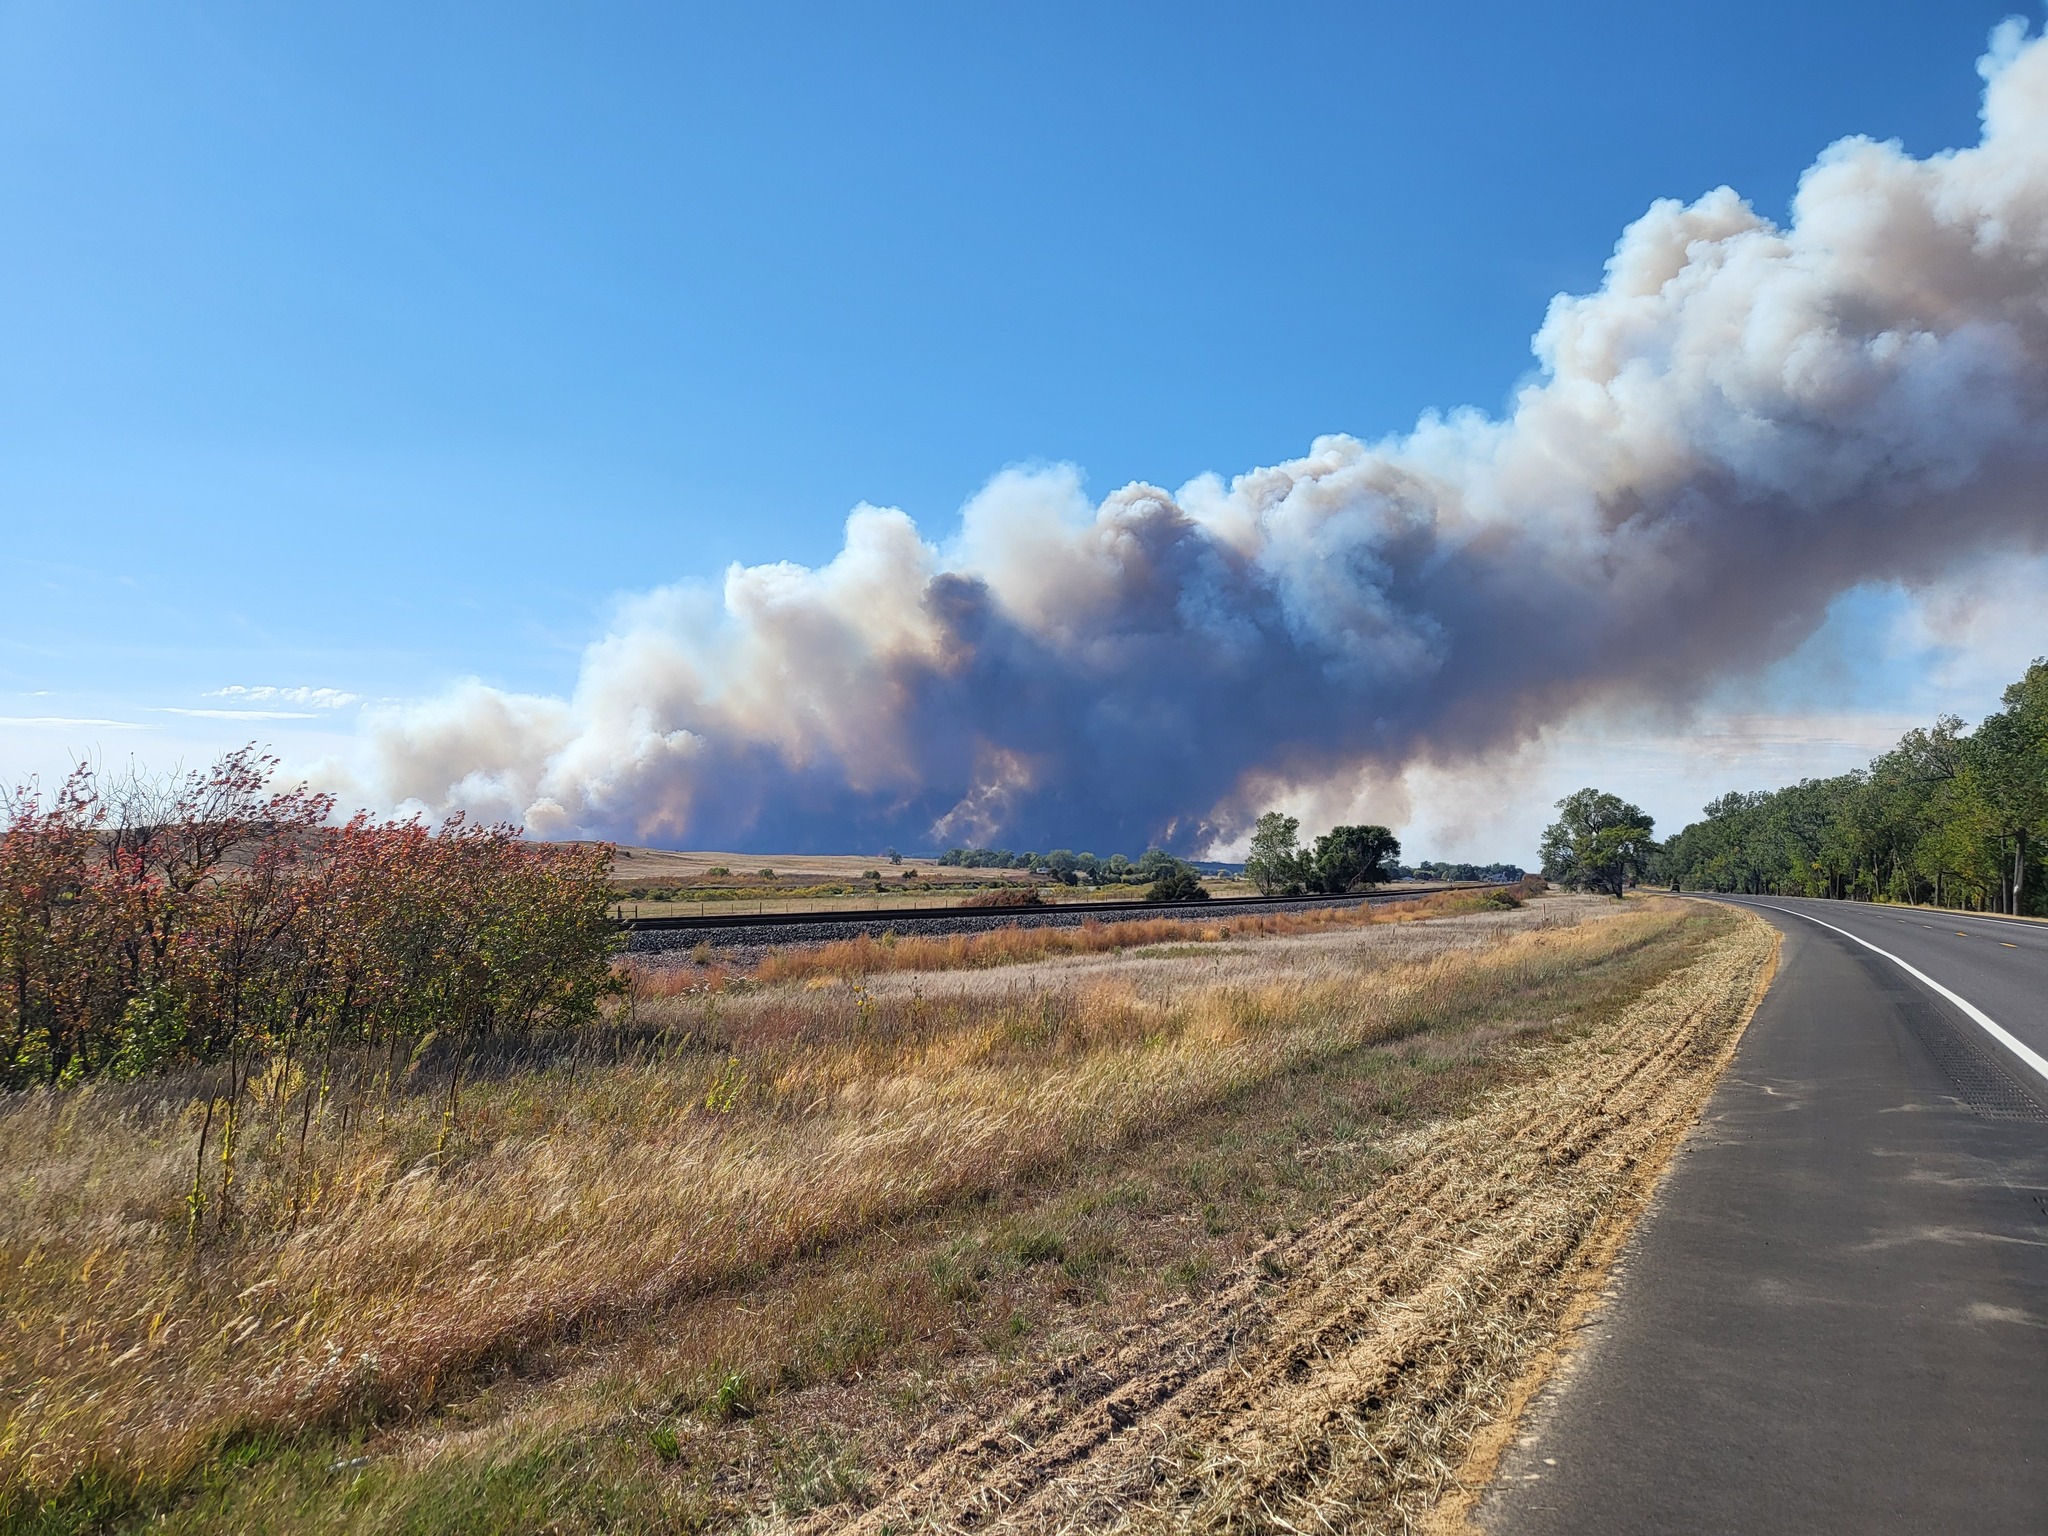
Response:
[[1244, 811, 1304, 895], [1308, 824, 1401, 894], [1540, 789, 1656, 899]]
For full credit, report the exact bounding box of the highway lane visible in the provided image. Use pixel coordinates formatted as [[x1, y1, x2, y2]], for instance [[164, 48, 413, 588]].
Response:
[[1728, 896, 2048, 1079], [1478, 895, 2048, 1535]]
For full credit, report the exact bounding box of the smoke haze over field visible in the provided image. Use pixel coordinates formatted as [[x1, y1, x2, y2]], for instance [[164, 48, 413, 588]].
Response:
[[340, 22, 2048, 854]]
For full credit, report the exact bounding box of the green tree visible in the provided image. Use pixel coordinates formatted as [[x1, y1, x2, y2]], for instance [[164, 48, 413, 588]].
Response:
[[1136, 848, 1179, 882], [1143, 866, 1210, 902], [1540, 789, 1656, 898], [1244, 811, 1304, 895], [1961, 666, 2048, 912], [1307, 824, 1401, 893]]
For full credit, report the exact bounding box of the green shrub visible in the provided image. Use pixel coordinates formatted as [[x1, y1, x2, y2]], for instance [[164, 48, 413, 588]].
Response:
[[1144, 868, 1210, 902]]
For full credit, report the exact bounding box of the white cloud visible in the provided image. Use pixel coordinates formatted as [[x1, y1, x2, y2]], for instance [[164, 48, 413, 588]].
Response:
[[208, 686, 361, 709], [158, 708, 321, 721]]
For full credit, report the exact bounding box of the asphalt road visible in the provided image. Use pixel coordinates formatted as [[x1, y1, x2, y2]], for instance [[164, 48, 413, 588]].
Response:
[[1477, 895, 2048, 1535]]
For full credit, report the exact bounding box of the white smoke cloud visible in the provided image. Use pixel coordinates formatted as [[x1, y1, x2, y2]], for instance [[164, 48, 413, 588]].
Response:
[[335, 20, 2048, 853]]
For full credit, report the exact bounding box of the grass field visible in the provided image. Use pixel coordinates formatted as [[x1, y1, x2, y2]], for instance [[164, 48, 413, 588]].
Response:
[[599, 845, 1270, 917], [610, 884, 1261, 919], [2, 892, 1770, 1534]]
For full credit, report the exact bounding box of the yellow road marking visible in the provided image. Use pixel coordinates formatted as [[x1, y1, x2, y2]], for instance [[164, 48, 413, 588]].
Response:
[[2003, 942, 2019, 948]]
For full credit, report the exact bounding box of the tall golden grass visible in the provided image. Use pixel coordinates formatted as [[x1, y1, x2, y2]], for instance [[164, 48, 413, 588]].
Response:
[[3, 890, 1621, 1508]]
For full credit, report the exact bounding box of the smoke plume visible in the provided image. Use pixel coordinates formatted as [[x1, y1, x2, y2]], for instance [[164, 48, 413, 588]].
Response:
[[345, 21, 2048, 853]]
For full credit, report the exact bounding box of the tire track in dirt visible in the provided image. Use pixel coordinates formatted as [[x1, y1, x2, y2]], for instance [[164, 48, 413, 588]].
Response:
[[800, 910, 1777, 1535]]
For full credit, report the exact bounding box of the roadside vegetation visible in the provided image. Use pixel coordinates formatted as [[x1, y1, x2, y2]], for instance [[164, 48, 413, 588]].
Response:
[[1, 751, 620, 1094], [3, 878, 1760, 1534], [1665, 659, 2048, 913]]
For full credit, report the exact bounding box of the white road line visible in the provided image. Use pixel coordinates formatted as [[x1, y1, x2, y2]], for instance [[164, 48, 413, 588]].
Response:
[[1742, 900, 2048, 1090]]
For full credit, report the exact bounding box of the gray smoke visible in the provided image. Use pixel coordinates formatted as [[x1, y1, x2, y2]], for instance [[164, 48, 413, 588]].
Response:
[[338, 21, 2048, 854]]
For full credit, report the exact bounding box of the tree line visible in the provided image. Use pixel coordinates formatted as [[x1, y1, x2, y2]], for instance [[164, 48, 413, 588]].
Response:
[[941, 824, 1537, 899], [938, 845, 1198, 887], [941, 823, 1427, 900], [1, 748, 620, 1232], [1410, 860, 1527, 883], [1662, 661, 2048, 913]]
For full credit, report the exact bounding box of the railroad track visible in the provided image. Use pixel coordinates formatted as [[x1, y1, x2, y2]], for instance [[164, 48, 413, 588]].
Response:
[[620, 884, 1483, 952]]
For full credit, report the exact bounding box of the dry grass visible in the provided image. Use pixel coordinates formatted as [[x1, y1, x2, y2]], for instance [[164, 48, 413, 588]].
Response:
[[753, 887, 1525, 985], [7, 894, 1569, 1501], [2, 891, 1709, 1533]]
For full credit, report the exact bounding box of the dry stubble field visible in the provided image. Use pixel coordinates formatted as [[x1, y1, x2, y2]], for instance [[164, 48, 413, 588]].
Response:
[[2, 890, 1774, 1534]]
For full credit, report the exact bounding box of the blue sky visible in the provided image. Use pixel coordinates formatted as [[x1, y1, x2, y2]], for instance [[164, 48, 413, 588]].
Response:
[[3, 1, 2042, 859]]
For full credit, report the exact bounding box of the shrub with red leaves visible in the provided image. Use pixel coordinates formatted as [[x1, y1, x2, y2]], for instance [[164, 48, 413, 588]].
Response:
[[0, 747, 619, 1093]]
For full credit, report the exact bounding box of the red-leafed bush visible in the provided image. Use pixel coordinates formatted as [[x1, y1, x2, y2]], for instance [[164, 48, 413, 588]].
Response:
[[0, 748, 620, 1228]]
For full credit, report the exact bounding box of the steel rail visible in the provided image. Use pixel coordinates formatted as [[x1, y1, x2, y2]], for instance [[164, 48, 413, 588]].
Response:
[[618, 882, 1483, 932]]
